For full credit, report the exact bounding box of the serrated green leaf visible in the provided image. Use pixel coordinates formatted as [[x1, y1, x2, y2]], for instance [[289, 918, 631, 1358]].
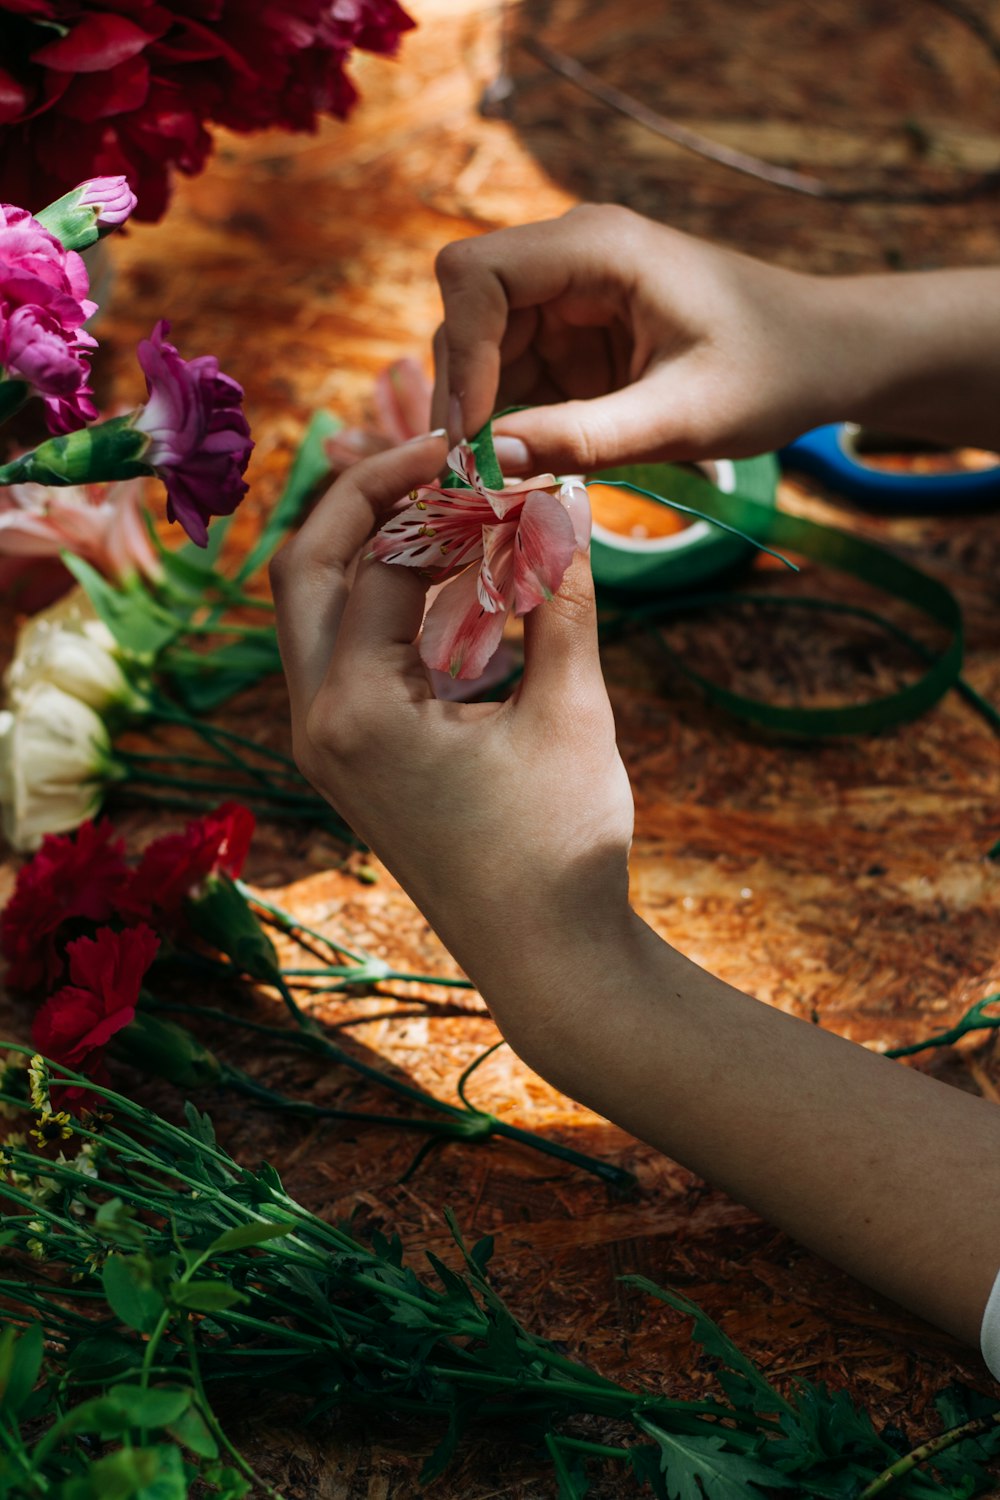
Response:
[[623, 1275, 789, 1417], [102, 1255, 165, 1334], [171, 1281, 248, 1313], [86, 1384, 191, 1431], [635, 1419, 792, 1499], [205, 1221, 293, 1256]]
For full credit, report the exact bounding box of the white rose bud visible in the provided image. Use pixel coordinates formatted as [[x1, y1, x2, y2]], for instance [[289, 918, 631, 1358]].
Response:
[[0, 683, 122, 851]]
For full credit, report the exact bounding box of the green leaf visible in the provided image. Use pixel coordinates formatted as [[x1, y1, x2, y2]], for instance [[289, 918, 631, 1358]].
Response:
[[546, 1434, 592, 1499], [236, 410, 343, 583], [166, 1401, 218, 1460], [0, 1323, 43, 1415], [115, 1012, 220, 1090], [165, 633, 283, 713], [62, 554, 183, 664], [88, 1384, 191, 1431], [205, 1221, 293, 1256], [102, 1254, 166, 1334], [65, 1334, 144, 1382], [64, 1444, 188, 1500], [95, 1197, 146, 1248], [446, 417, 504, 491], [623, 1275, 790, 1418], [171, 1281, 249, 1313], [184, 873, 281, 983], [635, 1420, 792, 1499]]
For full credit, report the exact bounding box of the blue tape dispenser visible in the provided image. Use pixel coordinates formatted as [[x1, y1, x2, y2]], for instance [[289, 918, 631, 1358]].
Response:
[[781, 423, 1000, 513]]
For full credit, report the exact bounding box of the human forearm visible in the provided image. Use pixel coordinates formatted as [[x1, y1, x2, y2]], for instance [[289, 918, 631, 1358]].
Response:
[[478, 911, 1000, 1349], [811, 268, 1000, 450]]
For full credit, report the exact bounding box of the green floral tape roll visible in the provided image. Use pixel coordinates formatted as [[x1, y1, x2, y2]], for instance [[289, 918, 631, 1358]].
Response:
[[588, 454, 779, 593]]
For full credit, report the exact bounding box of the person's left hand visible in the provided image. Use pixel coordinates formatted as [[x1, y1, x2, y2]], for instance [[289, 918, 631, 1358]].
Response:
[[270, 435, 636, 1047]]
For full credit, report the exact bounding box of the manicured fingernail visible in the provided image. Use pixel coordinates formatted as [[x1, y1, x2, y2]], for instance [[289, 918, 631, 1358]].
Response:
[[404, 427, 447, 444], [561, 479, 592, 551], [493, 435, 530, 470], [447, 394, 465, 447]]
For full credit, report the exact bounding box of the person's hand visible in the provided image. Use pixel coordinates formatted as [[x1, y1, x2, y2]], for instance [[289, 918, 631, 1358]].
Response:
[[270, 435, 636, 1050], [430, 204, 852, 473]]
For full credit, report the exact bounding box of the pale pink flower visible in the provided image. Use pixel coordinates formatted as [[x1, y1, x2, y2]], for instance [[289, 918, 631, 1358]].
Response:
[[371, 442, 591, 680], [325, 358, 431, 473], [0, 480, 163, 599]]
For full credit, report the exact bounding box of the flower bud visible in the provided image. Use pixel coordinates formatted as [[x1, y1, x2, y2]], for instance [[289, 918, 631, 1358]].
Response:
[[113, 1011, 220, 1090], [36, 177, 137, 252], [185, 872, 281, 983], [0, 416, 150, 489]]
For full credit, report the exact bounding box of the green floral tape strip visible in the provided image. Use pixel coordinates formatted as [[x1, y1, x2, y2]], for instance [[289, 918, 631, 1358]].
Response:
[[594, 462, 968, 737]]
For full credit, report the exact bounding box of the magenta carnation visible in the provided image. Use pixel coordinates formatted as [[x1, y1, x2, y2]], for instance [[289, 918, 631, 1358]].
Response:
[[0, 200, 97, 432], [0, 1, 416, 223], [133, 319, 253, 547]]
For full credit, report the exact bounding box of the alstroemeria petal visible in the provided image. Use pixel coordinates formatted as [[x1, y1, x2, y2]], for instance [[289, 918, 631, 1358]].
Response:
[[374, 358, 432, 444], [370, 488, 494, 574], [445, 441, 558, 519], [419, 564, 509, 680], [512, 489, 578, 615], [478, 521, 516, 612]]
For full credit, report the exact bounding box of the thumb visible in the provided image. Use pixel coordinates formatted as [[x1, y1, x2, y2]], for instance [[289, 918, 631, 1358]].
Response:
[[518, 549, 606, 713], [494, 369, 692, 475]]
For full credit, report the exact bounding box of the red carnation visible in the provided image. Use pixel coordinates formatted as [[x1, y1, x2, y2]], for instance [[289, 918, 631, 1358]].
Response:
[[127, 801, 255, 919], [0, 1, 415, 223], [32, 922, 159, 1100], [0, 818, 131, 991]]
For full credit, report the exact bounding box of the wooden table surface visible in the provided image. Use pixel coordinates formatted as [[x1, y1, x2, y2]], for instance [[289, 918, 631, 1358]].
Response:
[[3, 0, 1000, 1493]]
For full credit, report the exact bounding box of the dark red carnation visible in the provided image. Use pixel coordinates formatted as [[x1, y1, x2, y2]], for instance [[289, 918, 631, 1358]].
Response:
[[127, 801, 254, 918], [0, 818, 131, 991], [32, 922, 159, 1100], [0, 1, 415, 222]]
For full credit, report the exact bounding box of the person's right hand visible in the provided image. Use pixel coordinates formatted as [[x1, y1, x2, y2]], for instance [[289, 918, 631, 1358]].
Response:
[[431, 205, 854, 474]]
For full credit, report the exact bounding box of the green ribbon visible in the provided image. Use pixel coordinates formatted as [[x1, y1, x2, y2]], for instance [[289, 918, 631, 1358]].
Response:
[[596, 464, 971, 737]]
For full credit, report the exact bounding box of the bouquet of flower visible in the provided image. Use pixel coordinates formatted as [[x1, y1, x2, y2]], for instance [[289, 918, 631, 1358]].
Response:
[[0, 0, 415, 221]]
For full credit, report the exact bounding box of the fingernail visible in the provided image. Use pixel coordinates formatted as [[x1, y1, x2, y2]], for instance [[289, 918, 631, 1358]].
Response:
[[447, 394, 465, 447], [493, 435, 530, 470], [561, 479, 592, 551], [403, 427, 447, 444]]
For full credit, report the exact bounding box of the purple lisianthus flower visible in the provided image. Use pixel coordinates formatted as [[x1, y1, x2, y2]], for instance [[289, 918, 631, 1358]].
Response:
[[0, 202, 97, 433], [133, 320, 253, 547]]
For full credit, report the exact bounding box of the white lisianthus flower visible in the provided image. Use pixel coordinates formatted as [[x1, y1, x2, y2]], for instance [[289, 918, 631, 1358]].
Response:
[[0, 683, 123, 851], [6, 589, 148, 716]]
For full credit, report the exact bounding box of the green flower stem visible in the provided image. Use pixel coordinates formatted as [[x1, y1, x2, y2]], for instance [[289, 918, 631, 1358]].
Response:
[[235, 883, 369, 964], [884, 993, 1000, 1059], [859, 1409, 1000, 1497], [219, 1065, 486, 1138], [148, 994, 634, 1190], [121, 766, 323, 808], [115, 787, 348, 833], [281, 966, 475, 991], [151, 701, 301, 775], [180, 1321, 288, 1500]]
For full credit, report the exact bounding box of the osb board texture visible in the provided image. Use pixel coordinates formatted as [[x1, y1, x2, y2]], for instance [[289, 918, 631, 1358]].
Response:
[[2, 0, 1000, 1493]]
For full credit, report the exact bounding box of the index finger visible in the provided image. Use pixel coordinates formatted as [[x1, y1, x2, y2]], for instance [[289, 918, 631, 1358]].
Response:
[[270, 432, 447, 717], [432, 217, 581, 437]]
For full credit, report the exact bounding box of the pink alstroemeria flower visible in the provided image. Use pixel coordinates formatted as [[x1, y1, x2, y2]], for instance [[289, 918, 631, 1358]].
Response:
[[133, 319, 253, 547], [325, 357, 431, 473], [0, 479, 163, 607], [371, 442, 591, 680]]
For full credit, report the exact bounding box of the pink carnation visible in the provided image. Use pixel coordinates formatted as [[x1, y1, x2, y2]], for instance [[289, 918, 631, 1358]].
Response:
[[0, 201, 96, 432]]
